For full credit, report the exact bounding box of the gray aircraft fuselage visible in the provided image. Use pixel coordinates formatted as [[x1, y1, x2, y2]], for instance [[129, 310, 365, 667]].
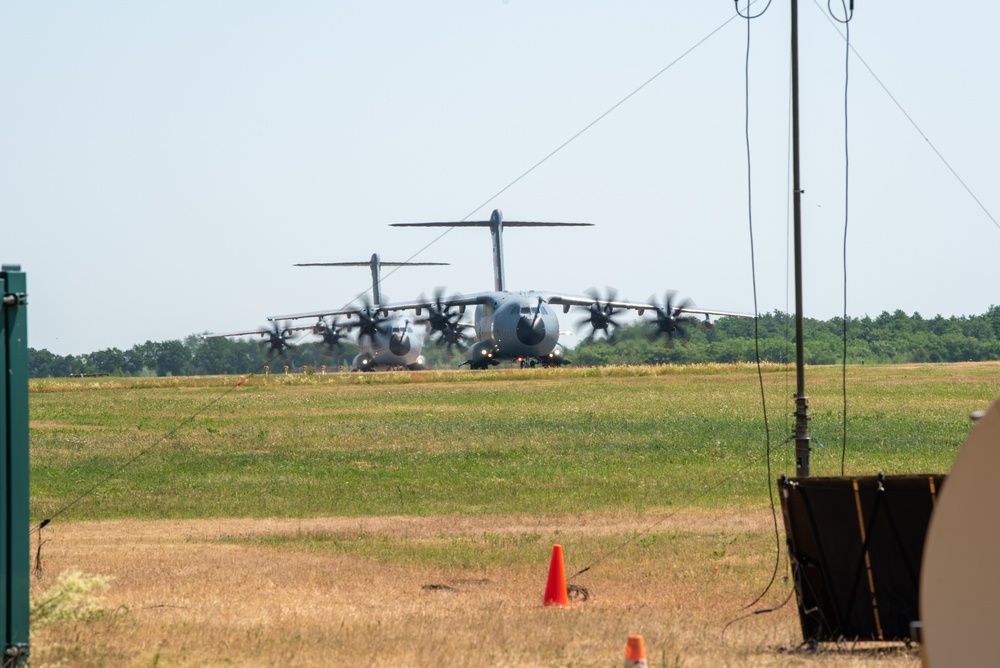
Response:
[[392, 209, 584, 368], [280, 252, 445, 371], [472, 290, 560, 360], [350, 315, 427, 371]]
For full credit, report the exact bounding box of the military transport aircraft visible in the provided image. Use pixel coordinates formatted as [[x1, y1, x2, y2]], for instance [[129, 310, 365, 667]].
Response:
[[207, 253, 447, 371], [268, 209, 751, 369]]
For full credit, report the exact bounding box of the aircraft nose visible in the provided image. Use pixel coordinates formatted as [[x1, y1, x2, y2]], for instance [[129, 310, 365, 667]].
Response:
[[516, 315, 546, 346], [389, 333, 411, 356]]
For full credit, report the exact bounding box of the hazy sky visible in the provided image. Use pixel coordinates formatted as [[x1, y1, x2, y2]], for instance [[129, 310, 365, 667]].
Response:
[[3, 2, 998, 355]]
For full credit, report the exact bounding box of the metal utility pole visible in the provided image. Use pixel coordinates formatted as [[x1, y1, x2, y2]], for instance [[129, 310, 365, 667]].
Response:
[[2, 265, 29, 666], [790, 0, 811, 477]]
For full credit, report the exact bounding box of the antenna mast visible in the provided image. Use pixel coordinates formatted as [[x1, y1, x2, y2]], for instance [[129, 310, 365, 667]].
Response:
[[790, 0, 810, 476]]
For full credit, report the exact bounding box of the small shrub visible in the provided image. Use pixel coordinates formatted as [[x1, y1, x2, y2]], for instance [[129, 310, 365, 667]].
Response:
[[31, 569, 113, 626]]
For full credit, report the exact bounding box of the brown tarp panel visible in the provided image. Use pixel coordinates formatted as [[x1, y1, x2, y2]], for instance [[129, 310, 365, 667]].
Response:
[[779, 474, 944, 643]]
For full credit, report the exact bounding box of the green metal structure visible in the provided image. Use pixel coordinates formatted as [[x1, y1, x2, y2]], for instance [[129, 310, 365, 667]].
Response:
[[1, 265, 29, 666]]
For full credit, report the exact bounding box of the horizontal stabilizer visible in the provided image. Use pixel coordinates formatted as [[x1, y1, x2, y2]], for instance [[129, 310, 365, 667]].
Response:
[[294, 261, 448, 267], [392, 210, 591, 291], [391, 221, 591, 228]]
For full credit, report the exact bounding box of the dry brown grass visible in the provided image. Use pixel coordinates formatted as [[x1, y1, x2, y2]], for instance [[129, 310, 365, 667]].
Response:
[[30, 511, 920, 667]]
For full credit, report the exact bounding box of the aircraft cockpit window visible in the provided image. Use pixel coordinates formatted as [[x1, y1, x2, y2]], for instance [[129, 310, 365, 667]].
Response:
[[520, 306, 542, 314]]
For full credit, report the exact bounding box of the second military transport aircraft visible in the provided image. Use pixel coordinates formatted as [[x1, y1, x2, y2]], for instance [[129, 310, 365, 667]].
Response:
[[207, 253, 446, 371], [267, 210, 750, 369]]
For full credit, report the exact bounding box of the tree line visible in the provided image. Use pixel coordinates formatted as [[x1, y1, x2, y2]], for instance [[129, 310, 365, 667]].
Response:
[[27, 306, 1000, 378], [572, 307, 1000, 366], [28, 334, 359, 379]]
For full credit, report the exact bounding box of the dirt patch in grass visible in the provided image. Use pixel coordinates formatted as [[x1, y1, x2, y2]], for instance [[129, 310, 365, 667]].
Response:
[[29, 511, 919, 667]]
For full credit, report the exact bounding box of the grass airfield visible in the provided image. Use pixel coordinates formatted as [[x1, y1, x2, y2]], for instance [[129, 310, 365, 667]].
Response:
[[28, 363, 1000, 666]]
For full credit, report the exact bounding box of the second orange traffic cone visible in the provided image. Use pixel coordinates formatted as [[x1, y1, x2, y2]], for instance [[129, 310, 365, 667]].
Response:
[[543, 544, 570, 607], [624, 634, 647, 667]]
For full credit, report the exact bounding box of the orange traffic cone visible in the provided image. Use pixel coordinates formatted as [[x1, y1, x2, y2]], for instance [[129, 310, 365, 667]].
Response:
[[624, 634, 647, 667], [543, 544, 570, 607]]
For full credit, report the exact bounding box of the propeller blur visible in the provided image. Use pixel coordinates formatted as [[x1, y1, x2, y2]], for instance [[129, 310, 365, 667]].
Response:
[[213, 211, 751, 371], [207, 253, 445, 371], [382, 209, 752, 368]]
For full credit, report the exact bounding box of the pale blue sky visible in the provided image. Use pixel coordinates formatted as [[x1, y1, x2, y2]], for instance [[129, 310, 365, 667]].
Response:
[[3, 2, 998, 355]]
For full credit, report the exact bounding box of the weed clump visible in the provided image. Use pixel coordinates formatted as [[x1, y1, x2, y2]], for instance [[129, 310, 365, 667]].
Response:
[[31, 569, 113, 626]]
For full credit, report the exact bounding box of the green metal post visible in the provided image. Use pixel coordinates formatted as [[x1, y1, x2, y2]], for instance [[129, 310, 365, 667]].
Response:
[[1, 265, 29, 666]]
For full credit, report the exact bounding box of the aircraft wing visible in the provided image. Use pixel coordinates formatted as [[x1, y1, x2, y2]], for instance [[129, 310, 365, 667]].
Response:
[[267, 306, 374, 322], [546, 294, 657, 315], [545, 293, 752, 318], [374, 293, 491, 315], [280, 321, 359, 333], [204, 320, 361, 340], [203, 328, 279, 339], [675, 307, 754, 319], [267, 293, 492, 322]]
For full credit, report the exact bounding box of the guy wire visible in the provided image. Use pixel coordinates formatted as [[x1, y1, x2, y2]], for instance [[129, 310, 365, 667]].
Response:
[[832, 0, 853, 476], [567, 437, 796, 592], [811, 0, 998, 234], [737, 0, 781, 612], [31, 371, 262, 571], [721, 585, 796, 642], [353, 8, 750, 304]]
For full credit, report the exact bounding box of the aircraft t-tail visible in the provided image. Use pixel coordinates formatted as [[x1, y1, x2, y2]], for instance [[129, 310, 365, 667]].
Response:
[[207, 253, 447, 371], [269, 209, 752, 369]]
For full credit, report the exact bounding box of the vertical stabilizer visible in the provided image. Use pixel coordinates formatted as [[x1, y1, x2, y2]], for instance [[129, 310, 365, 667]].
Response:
[[369, 253, 382, 305], [490, 209, 505, 292]]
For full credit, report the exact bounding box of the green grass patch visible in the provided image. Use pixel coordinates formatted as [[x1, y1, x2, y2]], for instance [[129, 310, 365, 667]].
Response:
[[29, 363, 1000, 522]]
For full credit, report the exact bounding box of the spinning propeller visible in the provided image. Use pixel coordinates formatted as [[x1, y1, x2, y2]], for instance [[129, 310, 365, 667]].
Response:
[[647, 291, 695, 340], [423, 289, 471, 350], [355, 298, 390, 345], [312, 317, 347, 350], [577, 287, 623, 341], [259, 322, 295, 358]]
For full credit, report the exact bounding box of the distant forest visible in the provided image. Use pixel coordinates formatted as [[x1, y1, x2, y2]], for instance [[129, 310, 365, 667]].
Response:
[[28, 307, 1000, 378]]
